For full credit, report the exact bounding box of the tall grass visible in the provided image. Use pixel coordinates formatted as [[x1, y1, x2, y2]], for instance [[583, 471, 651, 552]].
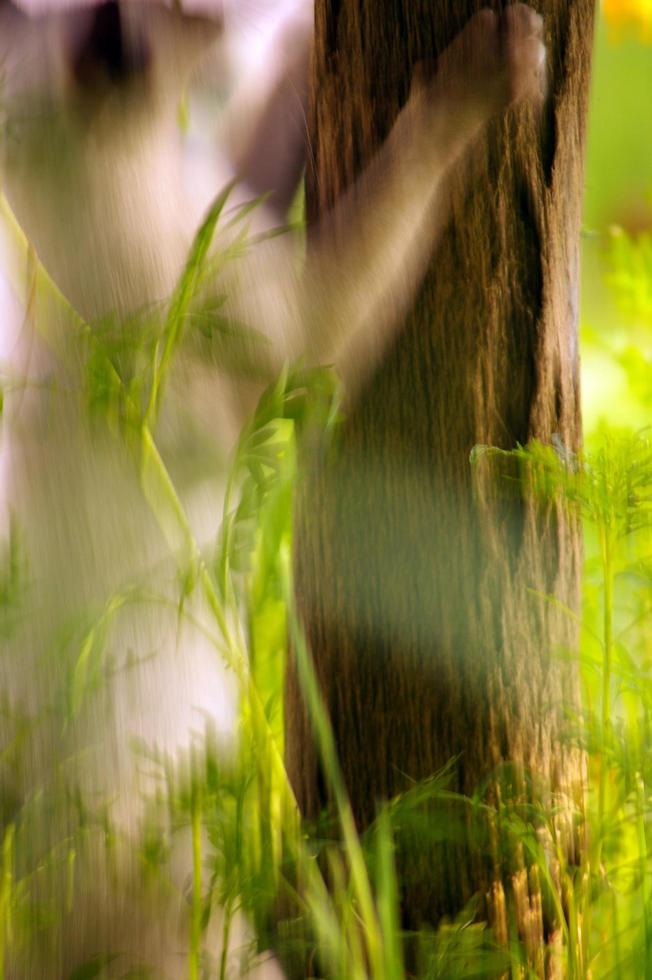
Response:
[[2, 184, 652, 978]]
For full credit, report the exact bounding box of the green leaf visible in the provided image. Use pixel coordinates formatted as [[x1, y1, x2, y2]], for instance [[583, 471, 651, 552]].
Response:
[[146, 180, 237, 423]]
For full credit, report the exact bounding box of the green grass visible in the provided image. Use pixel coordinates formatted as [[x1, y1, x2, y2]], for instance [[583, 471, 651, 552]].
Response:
[[2, 198, 652, 976]]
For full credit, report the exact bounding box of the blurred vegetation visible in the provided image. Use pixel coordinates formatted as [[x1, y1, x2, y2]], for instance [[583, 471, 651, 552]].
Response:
[[582, 7, 652, 430], [1, 2, 652, 978]]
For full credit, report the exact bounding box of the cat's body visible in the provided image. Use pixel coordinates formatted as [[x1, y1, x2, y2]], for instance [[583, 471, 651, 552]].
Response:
[[0, 3, 545, 973]]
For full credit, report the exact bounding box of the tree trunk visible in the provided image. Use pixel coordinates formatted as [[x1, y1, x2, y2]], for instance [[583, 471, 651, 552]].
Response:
[[286, 0, 595, 961]]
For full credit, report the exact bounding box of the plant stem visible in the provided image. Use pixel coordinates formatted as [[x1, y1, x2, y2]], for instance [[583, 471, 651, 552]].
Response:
[[189, 789, 203, 980], [634, 770, 652, 977], [598, 528, 614, 865], [219, 897, 234, 980], [0, 825, 14, 980]]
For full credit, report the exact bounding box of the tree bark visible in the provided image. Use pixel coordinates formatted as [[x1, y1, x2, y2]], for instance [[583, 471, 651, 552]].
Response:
[[286, 0, 595, 962]]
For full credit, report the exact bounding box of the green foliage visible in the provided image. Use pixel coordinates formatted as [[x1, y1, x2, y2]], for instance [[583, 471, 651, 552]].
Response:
[[0, 519, 25, 640], [609, 229, 652, 323], [2, 179, 562, 977], [472, 426, 652, 978]]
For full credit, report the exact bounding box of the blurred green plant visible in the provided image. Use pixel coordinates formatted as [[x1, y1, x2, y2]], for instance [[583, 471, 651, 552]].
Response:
[[473, 428, 652, 977]]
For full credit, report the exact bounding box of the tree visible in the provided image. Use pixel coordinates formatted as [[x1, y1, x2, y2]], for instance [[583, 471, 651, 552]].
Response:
[[286, 0, 596, 963]]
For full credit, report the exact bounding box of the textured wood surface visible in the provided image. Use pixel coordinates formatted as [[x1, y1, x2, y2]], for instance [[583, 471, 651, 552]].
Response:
[[287, 0, 595, 951]]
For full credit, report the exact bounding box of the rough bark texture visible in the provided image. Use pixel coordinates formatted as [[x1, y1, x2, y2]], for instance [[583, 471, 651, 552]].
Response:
[[286, 0, 595, 958]]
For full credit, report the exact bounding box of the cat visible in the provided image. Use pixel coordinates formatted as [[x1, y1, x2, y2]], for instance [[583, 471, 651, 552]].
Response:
[[0, 3, 545, 974]]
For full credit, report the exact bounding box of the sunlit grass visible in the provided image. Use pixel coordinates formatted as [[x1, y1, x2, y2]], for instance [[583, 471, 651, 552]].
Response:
[[0, 201, 651, 980]]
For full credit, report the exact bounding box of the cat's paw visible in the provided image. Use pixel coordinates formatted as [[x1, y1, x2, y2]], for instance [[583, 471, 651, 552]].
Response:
[[437, 5, 546, 122]]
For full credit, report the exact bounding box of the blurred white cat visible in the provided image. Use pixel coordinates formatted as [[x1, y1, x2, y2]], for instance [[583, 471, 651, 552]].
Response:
[[0, 2, 545, 974]]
